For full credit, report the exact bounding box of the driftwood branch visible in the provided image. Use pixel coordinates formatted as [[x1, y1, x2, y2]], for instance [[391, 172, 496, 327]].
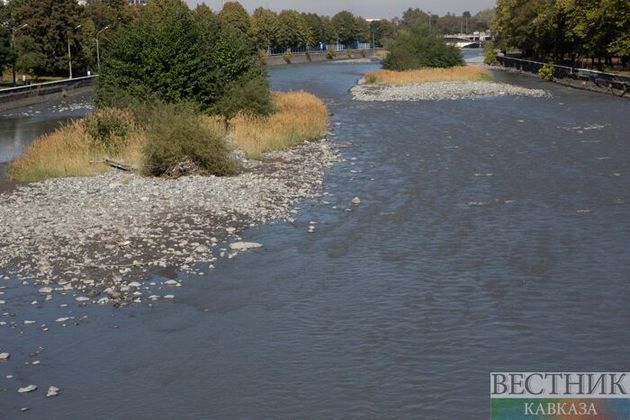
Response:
[[104, 159, 136, 172]]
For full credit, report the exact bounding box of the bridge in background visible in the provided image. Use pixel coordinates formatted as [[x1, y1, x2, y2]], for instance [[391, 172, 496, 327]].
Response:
[[444, 32, 493, 48]]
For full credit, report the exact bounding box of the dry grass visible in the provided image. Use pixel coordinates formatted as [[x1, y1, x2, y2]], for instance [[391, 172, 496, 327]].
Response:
[[8, 121, 108, 182], [228, 91, 328, 159], [8, 91, 328, 181], [363, 66, 492, 85], [9, 109, 145, 182]]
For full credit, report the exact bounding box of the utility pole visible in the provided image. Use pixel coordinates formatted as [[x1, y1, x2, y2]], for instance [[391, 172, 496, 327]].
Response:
[[68, 24, 82, 79], [11, 24, 28, 87], [96, 25, 110, 74]]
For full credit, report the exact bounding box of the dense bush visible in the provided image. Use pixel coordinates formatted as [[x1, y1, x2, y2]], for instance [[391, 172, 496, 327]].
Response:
[[538, 63, 555, 81], [483, 41, 497, 65], [142, 103, 235, 177], [98, 0, 272, 120], [382, 23, 463, 70], [85, 108, 136, 154]]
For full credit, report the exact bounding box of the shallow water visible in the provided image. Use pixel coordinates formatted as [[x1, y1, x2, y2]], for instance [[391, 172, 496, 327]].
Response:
[[1, 61, 629, 418]]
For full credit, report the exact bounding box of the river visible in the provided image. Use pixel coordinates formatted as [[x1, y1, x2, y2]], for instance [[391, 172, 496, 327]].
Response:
[[0, 57, 629, 418]]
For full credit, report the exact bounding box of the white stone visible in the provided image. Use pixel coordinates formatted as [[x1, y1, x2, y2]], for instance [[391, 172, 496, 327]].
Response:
[[18, 385, 37, 393], [46, 386, 60, 397], [229, 242, 263, 251], [0, 352, 9, 361], [38, 287, 53, 294]]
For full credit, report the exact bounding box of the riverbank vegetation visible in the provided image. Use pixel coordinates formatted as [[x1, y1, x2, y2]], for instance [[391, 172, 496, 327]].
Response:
[[8, 0, 328, 182], [493, 0, 630, 70], [382, 23, 464, 71], [0, 0, 494, 81], [364, 66, 491, 85], [8, 91, 327, 182]]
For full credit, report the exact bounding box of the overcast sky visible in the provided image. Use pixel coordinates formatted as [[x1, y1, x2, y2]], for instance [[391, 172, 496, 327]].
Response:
[[183, 1, 496, 19]]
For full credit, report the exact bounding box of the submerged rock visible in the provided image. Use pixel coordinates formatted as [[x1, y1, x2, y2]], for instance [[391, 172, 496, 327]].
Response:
[[18, 385, 37, 393], [229, 242, 263, 251], [46, 386, 60, 397]]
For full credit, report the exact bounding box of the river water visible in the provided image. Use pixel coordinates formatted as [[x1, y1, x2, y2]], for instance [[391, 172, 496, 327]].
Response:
[[1, 58, 629, 418]]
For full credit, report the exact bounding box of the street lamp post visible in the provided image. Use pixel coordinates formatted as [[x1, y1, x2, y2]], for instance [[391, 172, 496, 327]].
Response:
[[68, 24, 82, 79], [96, 25, 110, 74], [11, 24, 28, 87]]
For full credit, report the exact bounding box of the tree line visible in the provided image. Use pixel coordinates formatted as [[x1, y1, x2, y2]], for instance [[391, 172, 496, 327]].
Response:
[[493, 0, 630, 68], [0, 0, 493, 81]]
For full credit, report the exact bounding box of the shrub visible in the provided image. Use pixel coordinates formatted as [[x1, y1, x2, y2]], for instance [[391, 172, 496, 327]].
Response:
[[98, 0, 272, 121], [538, 63, 555, 81], [326, 49, 335, 60], [364, 73, 378, 84], [142, 103, 235, 177], [257, 49, 268, 65], [346, 47, 353, 58], [84, 108, 136, 154], [483, 41, 497, 65], [382, 22, 464, 70], [361, 49, 367, 58], [283, 49, 293, 64]]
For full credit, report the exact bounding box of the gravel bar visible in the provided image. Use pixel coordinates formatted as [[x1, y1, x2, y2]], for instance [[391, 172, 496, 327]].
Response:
[[351, 81, 550, 101], [0, 139, 337, 305]]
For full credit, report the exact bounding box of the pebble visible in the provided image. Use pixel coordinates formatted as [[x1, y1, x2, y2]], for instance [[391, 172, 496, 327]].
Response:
[[46, 386, 60, 397], [352, 197, 361, 205], [38, 287, 53, 294], [55, 317, 71, 323], [0, 352, 9, 361], [18, 385, 37, 393]]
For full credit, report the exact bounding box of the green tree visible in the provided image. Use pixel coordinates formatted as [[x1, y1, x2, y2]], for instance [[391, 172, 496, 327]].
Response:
[[302, 13, 325, 48], [276, 10, 311, 50], [99, 0, 271, 121], [0, 4, 14, 75], [369, 19, 396, 47], [252, 7, 278, 51], [218, 1, 252, 38], [10, 0, 86, 76], [98, 0, 202, 104], [331, 11, 358, 46], [383, 22, 464, 70]]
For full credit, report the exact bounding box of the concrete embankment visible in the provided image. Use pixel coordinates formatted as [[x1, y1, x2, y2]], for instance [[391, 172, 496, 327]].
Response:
[[0, 76, 97, 112], [266, 49, 384, 66]]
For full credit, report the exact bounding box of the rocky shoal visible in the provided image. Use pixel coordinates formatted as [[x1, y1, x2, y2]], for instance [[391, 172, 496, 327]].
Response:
[[0, 139, 338, 306]]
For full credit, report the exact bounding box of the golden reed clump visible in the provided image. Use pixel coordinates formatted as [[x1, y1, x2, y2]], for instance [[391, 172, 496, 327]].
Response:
[[363, 66, 492, 85], [229, 91, 328, 159]]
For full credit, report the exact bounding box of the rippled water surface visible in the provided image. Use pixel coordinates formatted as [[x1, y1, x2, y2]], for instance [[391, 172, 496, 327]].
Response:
[[1, 61, 629, 418]]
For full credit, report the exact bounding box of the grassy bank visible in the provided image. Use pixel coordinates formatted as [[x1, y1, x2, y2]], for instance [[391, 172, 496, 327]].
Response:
[[363, 66, 492, 85], [8, 91, 328, 182], [229, 91, 328, 159]]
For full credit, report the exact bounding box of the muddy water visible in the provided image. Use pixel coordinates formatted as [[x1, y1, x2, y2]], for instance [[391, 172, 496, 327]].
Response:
[[0, 61, 629, 418]]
